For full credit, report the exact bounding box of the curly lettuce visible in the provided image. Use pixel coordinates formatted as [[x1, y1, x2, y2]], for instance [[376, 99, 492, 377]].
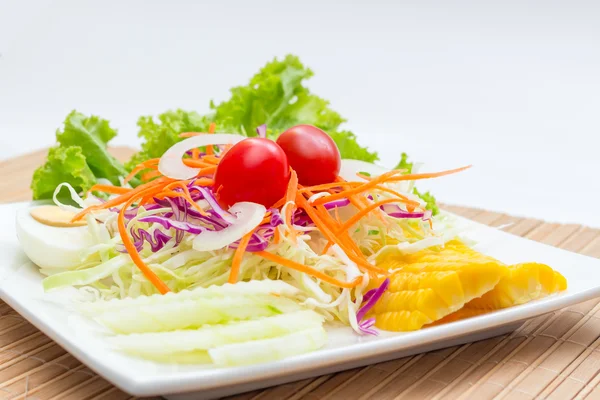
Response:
[[128, 55, 378, 166], [394, 152, 439, 215], [32, 111, 127, 199], [31, 55, 433, 210], [126, 110, 211, 171], [31, 146, 96, 200]]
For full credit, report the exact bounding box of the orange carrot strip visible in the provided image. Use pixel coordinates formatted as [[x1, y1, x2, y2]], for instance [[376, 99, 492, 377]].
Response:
[[198, 166, 217, 176], [201, 155, 221, 165], [88, 184, 132, 195], [335, 198, 402, 235], [192, 148, 200, 159], [296, 193, 385, 274], [314, 203, 379, 271], [160, 182, 208, 216], [123, 159, 160, 185], [228, 231, 253, 284], [284, 170, 299, 241], [256, 251, 363, 289], [273, 227, 281, 244], [206, 122, 216, 156], [312, 166, 470, 206], [118, 186, 171, 294], [380, 167, 470, 182], [310, 201, 384, 274], [300, 180, 418, 207], [183, 159, 216, 168], [141, 170, 162, 182], [193, 178, 215, 187], [72, 177, 174, 221]]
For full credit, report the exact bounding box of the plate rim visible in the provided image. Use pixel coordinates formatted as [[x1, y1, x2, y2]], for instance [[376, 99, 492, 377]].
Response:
[[1, 202, 598, 397]]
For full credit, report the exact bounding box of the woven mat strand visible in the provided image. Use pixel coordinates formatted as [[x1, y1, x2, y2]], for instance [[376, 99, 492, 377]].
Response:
[[2, 150, 600, 399]]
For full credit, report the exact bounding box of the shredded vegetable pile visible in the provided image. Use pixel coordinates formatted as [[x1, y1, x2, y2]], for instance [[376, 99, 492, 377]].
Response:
[[42, 126, 469, 336]]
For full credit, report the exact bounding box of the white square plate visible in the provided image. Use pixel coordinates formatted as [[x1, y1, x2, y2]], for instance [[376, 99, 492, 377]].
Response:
[[1, 202, 599, 399]]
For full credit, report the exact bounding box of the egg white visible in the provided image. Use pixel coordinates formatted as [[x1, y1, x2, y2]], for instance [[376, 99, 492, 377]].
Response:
[[16, 206, 95, 270]]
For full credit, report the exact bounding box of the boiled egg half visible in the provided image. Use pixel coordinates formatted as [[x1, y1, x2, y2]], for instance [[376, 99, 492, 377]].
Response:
[[16, 205, 94, 270]]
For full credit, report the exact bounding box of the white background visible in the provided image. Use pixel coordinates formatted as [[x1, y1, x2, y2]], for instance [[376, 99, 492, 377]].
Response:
[[1, 0, 599, 226]]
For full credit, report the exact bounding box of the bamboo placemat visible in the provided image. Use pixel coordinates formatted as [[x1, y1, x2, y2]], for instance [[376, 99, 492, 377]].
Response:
[[1, 149, 600, 400]]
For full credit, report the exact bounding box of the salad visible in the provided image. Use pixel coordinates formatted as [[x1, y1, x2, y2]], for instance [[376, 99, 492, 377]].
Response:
[[16, 56, 567, 366]]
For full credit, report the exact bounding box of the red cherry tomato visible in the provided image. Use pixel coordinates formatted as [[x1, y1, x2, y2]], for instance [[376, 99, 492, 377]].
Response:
[[276, 125, 341, 186], [214, 138, 290, 207]]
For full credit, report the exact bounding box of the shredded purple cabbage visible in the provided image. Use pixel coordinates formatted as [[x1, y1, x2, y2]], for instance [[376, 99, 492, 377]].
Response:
[[138, 215, 206, 234], [356, 278, 390, 336], [380, 204, 430, 220], [323, 198, 351, 210], [358, 318, 377, 336], [117, 228, 172, 253], [189, 185, 235, 223], [256, 124, 267, 138], [112, 183, 313, 254]]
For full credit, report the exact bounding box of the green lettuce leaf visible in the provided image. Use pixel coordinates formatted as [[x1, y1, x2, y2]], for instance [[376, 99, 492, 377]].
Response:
[[126, 110, 212, 171], [129, 55, 378, 166], [31, 146, 96, 200], [413, 188, 439, 216], [56, 111, 127, 185], [392, 152, 439, 215], [329, 130, 378, 163], [211, 55, 344, 135], [394, 152, 413, 172]]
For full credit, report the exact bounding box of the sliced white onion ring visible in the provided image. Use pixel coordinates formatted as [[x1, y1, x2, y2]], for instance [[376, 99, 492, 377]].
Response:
[[338, 159, 389, 182], [192, 202, 266, 251], [158, 133, 246, 179]]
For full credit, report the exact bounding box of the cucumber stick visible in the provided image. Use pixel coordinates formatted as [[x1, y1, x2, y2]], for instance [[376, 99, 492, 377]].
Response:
[[97, 294, 302, 334], [80, 279, 299, 316], [109, 310, 324, 356], [209, 327, 328, 366]]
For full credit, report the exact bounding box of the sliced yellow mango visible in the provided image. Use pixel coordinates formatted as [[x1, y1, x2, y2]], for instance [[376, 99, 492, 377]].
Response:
[[369, 243, 507, 331], [369, 241, 567, 331], [466, 262, 567, 310], [421, 262, 566, 327]]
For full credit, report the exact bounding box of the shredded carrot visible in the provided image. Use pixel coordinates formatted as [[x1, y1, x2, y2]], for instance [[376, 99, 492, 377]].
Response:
[[87, 184, 132, 195], [141, 170, 162, 182], [284, 169, 299, 241], [206, 122, 216, 156], [117, 186, 171, 294], [273, 227, 281, 244], [198, 166, 218, 176], [298, 182, 353, 193], [160, 181, 208, 216], [381, 166, 471, 182], [183, 159, 216, 168], [295, 193, 386, 274], [335, 198, 402, 235], [192, 148, 200, 159], [228, 231, 253, 284], [312, 166, 470, 206], [315, 204, 383, 274], [256, 251, 363, 288], [202, 155, 221, 165], [300, 180, 419, 208], [123, 159, 160, 185], [192, 178, 215, 187], [259, 212, 273, 226], [72, 177, 174, 221]]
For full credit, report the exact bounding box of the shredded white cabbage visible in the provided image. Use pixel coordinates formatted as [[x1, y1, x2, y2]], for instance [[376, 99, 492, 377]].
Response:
[[41, 164, 461, 336]]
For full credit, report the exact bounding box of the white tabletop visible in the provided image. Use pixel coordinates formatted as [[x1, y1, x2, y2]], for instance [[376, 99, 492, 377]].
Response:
[[1, 0, 599, 227]]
